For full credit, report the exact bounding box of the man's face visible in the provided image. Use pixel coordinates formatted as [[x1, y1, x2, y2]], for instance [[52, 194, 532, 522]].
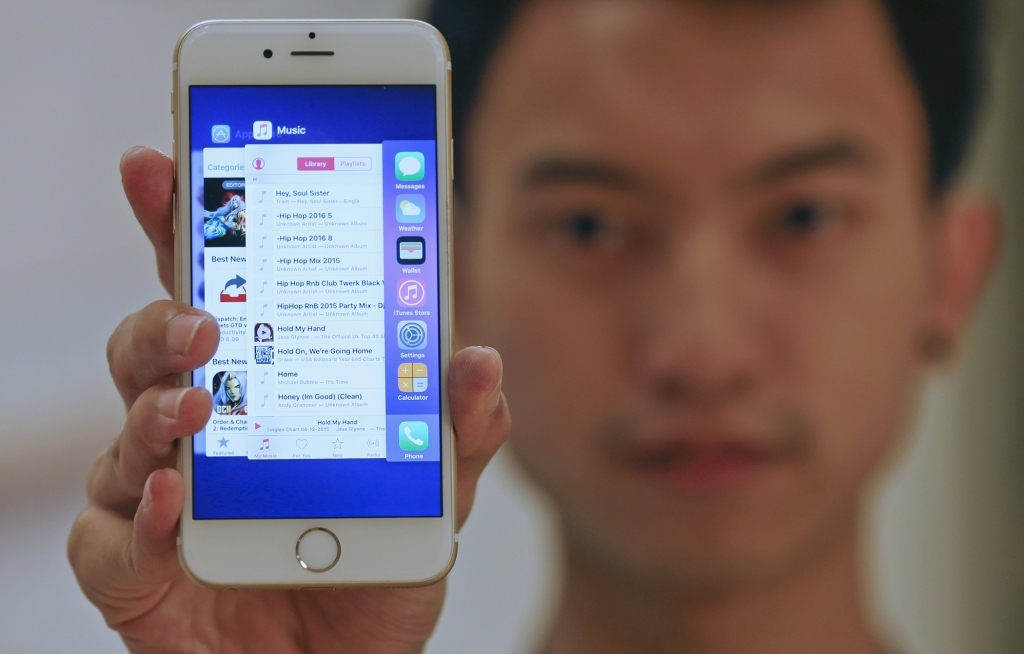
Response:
[[226, 377, 242, 403], [463, 0, 943, 585]]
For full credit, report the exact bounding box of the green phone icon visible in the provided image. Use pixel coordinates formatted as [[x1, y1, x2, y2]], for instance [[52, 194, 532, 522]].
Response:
[[398, 421, 429, 451], [395, 152, 425, 181]]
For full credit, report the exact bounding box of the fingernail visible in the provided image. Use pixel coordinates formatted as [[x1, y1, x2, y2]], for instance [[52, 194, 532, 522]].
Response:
[[158, 387, 190, 419], [481, 346, 503, 413], [120, 145, 144, 168], [166, 314, 207, 355], [140, 474, 155, 513]]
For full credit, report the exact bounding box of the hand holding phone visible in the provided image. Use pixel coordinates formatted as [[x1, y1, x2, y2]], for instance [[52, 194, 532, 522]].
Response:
[[67, 132, 509, 654]]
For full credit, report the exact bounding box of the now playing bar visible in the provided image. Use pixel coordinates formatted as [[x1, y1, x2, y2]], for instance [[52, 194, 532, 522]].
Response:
[[244, 415, 386, 459]]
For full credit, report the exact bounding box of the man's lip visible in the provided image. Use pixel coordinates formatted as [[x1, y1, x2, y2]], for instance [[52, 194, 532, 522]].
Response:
[[623, 442, 786, 487], [610, 424, 802, 489]]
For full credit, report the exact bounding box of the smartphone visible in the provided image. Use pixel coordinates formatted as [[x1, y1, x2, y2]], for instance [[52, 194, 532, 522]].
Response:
[[172, 20, 455, 588]]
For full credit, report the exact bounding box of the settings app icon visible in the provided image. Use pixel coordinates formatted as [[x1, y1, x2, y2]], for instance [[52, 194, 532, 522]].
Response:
[[398, 321, 427, 350]]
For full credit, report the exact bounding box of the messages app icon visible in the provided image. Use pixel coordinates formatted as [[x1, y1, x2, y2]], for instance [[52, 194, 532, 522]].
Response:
[[399, 421, 429, 451], [395, 152, 425, 181]]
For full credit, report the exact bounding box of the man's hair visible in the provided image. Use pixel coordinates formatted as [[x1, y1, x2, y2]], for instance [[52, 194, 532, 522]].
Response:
[[429, 0, 984, 191]]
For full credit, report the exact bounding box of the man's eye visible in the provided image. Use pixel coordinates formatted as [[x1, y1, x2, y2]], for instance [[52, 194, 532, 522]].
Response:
[[778, 202, 834, 234], [560, 212, 620, 244]]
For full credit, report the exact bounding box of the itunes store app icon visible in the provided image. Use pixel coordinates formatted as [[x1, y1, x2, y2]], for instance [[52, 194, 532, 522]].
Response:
[[397, 279, 426, 307]]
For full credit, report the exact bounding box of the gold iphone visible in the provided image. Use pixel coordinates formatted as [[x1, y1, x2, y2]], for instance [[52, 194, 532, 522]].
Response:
[[172, 20, 455, 588]]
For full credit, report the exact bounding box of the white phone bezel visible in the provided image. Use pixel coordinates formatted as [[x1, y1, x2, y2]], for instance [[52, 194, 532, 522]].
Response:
[[172, 20, 456, 589]]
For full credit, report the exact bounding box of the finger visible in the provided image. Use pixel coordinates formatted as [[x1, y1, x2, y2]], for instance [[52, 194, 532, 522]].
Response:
[[107, 300, 219, 408], [448, 346, 511, 530], [121, 146, 175, 295], [88, 384, 211, 516], [69, 469, 185, 627]]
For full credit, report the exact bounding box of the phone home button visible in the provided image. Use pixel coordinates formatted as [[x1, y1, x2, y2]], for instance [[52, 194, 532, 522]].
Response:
[[296, 528, 341, 573]]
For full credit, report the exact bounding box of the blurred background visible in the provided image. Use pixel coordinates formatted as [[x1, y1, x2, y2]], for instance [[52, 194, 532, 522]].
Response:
[[0, 1, 1020, 652]]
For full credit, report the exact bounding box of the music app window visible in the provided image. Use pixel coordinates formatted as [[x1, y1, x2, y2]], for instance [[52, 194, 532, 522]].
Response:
[[202, 142, 388, 460]]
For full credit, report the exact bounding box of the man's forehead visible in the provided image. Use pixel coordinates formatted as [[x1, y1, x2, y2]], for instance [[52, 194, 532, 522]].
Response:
[[472, 0, 926, 182]]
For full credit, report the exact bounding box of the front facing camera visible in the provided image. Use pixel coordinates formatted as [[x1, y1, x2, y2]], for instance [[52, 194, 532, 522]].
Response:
[[309, 32, 316, 39], [263, 49, 273, 59]]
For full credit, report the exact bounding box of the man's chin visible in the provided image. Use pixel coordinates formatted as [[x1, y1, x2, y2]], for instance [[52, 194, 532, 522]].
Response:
[[556, 480, 844, 593], [564, 528, 779, 593], [564, 519, 820, 595]]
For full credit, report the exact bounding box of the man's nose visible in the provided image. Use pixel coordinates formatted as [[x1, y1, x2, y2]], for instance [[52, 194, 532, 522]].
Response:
[[630, 227, 769, 406]]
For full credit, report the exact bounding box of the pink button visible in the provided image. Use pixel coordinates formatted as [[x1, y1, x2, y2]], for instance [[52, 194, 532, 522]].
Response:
[[297, 157, 334, 171]]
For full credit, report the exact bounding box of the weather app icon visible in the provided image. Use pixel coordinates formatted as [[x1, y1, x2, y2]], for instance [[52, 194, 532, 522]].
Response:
[[211, 124, 231, 144], [398, 320, 428, 350], [396, 194, 426, 223]]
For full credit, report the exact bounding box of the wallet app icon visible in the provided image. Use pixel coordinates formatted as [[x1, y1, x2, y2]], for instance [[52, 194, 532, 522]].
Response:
[[397, 237, 426, 264]]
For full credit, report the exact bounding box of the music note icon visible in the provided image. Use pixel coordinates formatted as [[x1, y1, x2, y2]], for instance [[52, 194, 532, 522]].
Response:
[[261, 371, 269, 384], [259, 235, 267, 249], [260, 281, 268, 294], [397, 279, 426, 307], [259, 213, 266, 226], [259, 190, 267, 203], [259, 303, 268, 317], [259, 438, 270, 451], [261, 394, 269, 408], [260, 258, 268, 272]]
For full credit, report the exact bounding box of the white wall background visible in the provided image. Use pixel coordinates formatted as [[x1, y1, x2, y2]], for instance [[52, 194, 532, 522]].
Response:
[[0, 1, 1019, 653]]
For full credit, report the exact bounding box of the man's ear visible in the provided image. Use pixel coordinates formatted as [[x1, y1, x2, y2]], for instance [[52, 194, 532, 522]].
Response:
[[923, 191, 1002, 363]]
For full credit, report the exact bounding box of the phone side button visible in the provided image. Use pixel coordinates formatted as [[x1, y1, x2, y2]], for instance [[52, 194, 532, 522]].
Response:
[[296, 527, 341, 573]]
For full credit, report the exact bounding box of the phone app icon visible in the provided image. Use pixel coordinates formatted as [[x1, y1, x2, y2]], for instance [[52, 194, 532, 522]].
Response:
[[398, 320, 428, 350], [398, 363, 428, 393], [397, 237, 426, 264], [399, 421, 429, 451], [211, 125, 231, 144], [396, 194, 426, 223], [395, 152, 425, 181], [397, 279, 427, 307], [253, 120, 273, 140]]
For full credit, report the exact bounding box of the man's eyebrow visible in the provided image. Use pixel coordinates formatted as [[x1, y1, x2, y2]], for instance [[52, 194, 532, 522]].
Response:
[[522, 157, 640, 189], [750, 137, 878, 185]]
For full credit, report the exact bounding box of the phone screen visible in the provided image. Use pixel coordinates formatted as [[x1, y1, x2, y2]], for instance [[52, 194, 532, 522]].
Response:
[[188, 86, 442, 519]]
